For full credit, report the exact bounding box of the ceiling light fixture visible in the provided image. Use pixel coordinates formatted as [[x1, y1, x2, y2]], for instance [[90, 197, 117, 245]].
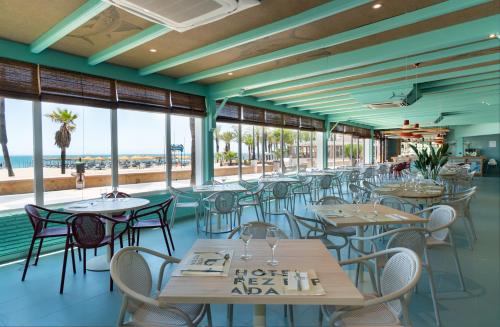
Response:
[[227, 72, 233, 76], [372, 3, 382, 9], [149, 48, 157, 53], [488, 33, 497, 39]]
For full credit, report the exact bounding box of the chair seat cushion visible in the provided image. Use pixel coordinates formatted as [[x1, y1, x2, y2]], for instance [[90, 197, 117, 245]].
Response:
[[325, 225, 356, 236], [131, 303, 205, 327], [132, 219, 162, 228], [323, 294, 401, 326], [426, 238, 449, 247], [38, 226, 68, 237]]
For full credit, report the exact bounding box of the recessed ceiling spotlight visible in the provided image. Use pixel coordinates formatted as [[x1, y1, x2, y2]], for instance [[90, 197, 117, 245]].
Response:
[[488, 33, 498, 39], [227, 72, 233, 76], [372, 3, 382, 9], [149, 48, 157, 53]]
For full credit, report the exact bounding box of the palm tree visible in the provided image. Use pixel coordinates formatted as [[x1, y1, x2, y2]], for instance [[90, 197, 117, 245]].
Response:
[[0, 97, 14, 177], [46, 108, 78, 174], [189, 117, 196, 185], [242, 133, 254, 161], [214, 127, 221, 164], [221, 130, 236, 152]]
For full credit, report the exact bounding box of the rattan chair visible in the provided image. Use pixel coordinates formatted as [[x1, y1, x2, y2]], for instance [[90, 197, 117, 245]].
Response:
[[105, 191, 132, 247], [316, 195, 348, 205], [22, 204, 77, 282], [440, 187, 477, 249], [110, 246, 212, 327], [319, 248, 422, 327], [417, 205, 466, 291], [262, 181, 291, 219], [349, 183, 371, 204], [348, 227, 441, 326], [168, 186, 201, 232], [291, 176, 314, 213], [238, 182, 266, 222], [203, 191, 239, 238], [129, 197, 175, 255]]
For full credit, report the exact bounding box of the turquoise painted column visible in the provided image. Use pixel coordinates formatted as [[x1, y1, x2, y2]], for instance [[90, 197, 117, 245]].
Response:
[[370, 128, 375, 164], [323, 117, 331, 169], [203, 98, 216, 182]]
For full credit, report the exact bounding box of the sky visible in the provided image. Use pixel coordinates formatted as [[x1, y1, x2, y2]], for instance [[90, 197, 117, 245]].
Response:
[[4, 98, 193, 156]]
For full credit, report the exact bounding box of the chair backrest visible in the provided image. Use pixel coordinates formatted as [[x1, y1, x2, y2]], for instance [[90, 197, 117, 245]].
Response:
[[386, 228, 426, 258], [316, 196, 347, 205], [272, 181, 289, 199], [284, 211, 303, 239], [318, 175, 333, 189], [24, 204, 44, 234], [349, 184, 371, 203], [214, 191, 237, 213], [70, 214, 106, 248], [362, 180, 377, 190], [110, 248, 153, 313], [105, 191, 131, 216], [378, 195, 419, 214], [363, 167, 375, 178], [380, 248, 421, 318], [228, 221, 288, 239], [426, 205, 457, 241]]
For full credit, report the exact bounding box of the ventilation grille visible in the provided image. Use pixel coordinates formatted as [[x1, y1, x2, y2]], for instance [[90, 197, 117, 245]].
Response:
[[368, 101, 409, 109]]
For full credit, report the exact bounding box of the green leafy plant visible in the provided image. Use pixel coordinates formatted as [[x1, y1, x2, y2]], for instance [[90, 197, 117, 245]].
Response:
[[409, 142, 449, 180], [223, 151, 238, 166]]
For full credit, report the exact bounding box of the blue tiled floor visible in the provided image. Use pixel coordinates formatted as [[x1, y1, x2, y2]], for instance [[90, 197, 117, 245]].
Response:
[[0, 177, 498, 326]]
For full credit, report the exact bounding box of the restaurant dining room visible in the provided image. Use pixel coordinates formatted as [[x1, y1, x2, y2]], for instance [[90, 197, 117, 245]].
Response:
[[0, 0, 499, 326]]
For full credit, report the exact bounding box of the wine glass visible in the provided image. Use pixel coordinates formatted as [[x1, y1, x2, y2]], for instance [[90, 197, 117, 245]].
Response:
[[370, 192, 379, 216], [240, 224, 253, 260], [353, 192, 361, 213], [221, 176, 227, 184], [266, 227, 280, 266], [112, 187, 119, 200], [100, 188, 107, 200]]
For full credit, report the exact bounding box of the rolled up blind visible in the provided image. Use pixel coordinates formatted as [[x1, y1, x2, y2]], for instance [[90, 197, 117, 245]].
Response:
[[283, 114, 300, 128], [265, 110, 282, 126], [0, 59, 39, 100], [116, 81, 168, 111], [170, 91, 206, 116], [216, 101, 241, 122], [241, 105, 265, 125]]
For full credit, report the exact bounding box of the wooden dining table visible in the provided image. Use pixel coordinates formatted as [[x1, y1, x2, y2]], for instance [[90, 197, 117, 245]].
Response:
[[159, 239, 364, 327], [373, 183, 444, 207]]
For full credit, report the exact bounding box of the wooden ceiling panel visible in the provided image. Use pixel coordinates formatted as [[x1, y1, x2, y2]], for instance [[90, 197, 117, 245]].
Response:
[[50, 6, 153, 58], [108, 0, 327, 69], [200, 1, 498, 84], [0, 0, 85, 44], [161, 0, 443, 78]]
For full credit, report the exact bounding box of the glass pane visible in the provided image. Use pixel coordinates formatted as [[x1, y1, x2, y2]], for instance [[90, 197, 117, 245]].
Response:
[[118, 109, 166, 194], [241, 124, 263, 181], [171, 115, 196, 187], [342, 133, 353, 166], [0, 98, 34, 211], [264, 127, 282, 174], [313, 131, 323, 169], [214, 122, 239, 183], [42, 102, 111, 205], [299, 131, 312, 169], [283, 129, 298, 174]]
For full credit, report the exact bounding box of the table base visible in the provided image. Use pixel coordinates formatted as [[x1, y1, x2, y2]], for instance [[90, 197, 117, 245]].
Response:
[[254, 304, 266, 327], [86, 254, 110, 272]]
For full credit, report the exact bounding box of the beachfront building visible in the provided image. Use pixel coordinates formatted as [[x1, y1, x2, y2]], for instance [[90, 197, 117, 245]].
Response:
[[0, 1, 499, 327]]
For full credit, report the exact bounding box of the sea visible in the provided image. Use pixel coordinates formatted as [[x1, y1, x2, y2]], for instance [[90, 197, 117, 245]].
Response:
[[0, 154, 191, 169]]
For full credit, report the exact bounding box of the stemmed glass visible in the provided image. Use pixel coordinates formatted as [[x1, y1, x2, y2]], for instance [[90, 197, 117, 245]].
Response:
[[112, 187, 119, 200], [370, 192, 379, 216], [353, 192, 362, 213], [100, 188, 107, 200], [240, 224, 253, 260], [266, 227, 280, 266]]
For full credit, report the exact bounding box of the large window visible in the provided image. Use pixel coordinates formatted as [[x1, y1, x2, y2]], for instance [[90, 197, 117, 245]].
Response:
[[117, 109, 166, 194], [213, 122, 239, 182], [0, 98, 34, 211], [283, 129, 298, 174], [42, 103, 111, 205], [264, 127, 282, 174], [171, 115, 199, 187], [241, 124, 263, 180]]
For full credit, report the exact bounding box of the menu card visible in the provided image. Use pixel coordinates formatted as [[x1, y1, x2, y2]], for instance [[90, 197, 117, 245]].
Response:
[[173, 251, 233, 277], [230, 269, 325, 296]]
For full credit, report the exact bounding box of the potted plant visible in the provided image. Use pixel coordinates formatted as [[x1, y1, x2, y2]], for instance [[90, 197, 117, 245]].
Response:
[[409, 142, 449, 180]]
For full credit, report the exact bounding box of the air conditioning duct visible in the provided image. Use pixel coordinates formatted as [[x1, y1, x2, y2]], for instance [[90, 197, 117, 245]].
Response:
[[367, 84, 422, 109], [104, 0, 260, 32]]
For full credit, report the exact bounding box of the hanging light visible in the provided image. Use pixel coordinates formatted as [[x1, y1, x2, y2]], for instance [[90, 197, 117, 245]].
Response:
[[402, 120, 411, 129]]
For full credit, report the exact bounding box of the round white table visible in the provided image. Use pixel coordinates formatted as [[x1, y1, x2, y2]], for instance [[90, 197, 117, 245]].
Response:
[[64, 197, 150, 271]]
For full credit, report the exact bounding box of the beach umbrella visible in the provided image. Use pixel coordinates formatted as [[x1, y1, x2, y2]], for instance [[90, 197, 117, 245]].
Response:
[[119, 155, 130, 160], [82, 156, 95, 161]]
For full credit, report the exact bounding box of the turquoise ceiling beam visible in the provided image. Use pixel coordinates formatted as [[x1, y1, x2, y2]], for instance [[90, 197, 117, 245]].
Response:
[[279, 63, 499, 108], [422, 71, 500, 89], [179, 0, 487, 84], [244, 39, 499, 96], [30, 0, 111, 54], [88, 24, 171, 65], [298, 101, 362, 111], [259, 53, 499, 101], [425, 79, 500, 93], [288, 96, 357, 108], [138, 0, 371, 76], [209, 15, 500, 99]]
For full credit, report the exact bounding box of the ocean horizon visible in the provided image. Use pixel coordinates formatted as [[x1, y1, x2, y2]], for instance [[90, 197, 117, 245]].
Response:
[[0, 154, 193, 169]]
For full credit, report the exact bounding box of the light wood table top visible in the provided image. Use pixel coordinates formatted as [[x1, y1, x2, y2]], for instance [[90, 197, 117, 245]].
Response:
[[373, 183, 444, 199], [259, 177, 300, 183], [159, 239, 363, 306], [310, 204, 428, 228]]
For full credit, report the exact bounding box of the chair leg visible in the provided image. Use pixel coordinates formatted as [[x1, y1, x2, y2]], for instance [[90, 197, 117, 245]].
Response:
[[206, 304, 213, 327], [70, 245, 76, 274], [451, 243, 466, 291], [254, 205, 260, 222], [59, 238, 71, 294], [136, 229, 141, 246], [34, 238, 44, 266], [110, 243, 114, 291], [227, 304, 233, 327], [83, 249, 87, 274], [425, 261, 441, 326], [119, 234, 124, 249], [21, 235, 37, 281], [160, 226, 172, 256], [165, 222, 175, 251], [287, 304, 295, 327]]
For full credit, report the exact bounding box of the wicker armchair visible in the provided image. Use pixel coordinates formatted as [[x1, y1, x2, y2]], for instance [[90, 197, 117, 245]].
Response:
[[110, 246, 212, 327]]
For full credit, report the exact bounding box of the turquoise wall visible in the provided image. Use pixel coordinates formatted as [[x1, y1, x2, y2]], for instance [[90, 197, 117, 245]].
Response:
[[447, 123, 500, 156]]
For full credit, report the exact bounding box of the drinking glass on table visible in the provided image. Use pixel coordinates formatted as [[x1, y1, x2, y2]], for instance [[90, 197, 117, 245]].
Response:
[[266, 227, 280, 266], [100, 188, 108, 200], [370, 192, 379, 216], [112, 187, 119, 200], [240, 223, 253, 260]]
